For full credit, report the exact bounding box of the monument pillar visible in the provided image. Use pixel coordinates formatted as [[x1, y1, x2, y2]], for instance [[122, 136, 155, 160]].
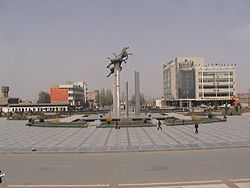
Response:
[[113, 63, 120, 117], [126, 81, 129, 117], [106, 47, 132, 117], [134, 71, 140, 115]]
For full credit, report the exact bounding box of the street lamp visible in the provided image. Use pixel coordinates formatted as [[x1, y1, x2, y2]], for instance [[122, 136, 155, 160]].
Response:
[[248, 89, 250, 108], [186, 74, 189, 107]]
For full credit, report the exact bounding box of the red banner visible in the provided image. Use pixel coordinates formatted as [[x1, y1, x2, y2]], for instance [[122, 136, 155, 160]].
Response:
[[50, 88, 68, 101]]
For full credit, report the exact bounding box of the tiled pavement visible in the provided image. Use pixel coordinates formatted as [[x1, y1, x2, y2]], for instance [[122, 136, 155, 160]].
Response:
[[0, 116, 250, 153]]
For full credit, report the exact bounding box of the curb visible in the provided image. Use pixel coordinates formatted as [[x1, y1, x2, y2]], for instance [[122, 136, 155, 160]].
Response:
[[0, 145, 250, 155]]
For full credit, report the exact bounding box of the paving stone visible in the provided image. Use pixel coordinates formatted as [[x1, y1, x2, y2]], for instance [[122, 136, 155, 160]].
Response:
[[157, 145, 171, 150], [46, 147, 63, 152], [61, 147, 78, 152], [201, 143, 216, 147], [35, 147, 48, 151], [110, 146, 125, 151], [15, 147, 33, 152], [125, 145, 140, 150], [140, 145, 155, 150], [170, 144, 187, 149], [216, 142, 231, 147], [185, 144, 201, 148], [78, 147, 94, 151], [94, 146, 109, 151], [1, 147, 18, 152], [1, 116, 250, 152]]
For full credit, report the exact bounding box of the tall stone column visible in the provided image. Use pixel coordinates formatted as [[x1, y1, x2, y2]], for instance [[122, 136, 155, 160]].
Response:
[[134, 71, 140, 115], [107, 47, 132, 117], [113, 63, 120, 117], [126, 81, 129, 117]]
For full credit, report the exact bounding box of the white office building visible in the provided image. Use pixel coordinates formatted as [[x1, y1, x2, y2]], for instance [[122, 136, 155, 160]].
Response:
[[163, 57, 237, 106]]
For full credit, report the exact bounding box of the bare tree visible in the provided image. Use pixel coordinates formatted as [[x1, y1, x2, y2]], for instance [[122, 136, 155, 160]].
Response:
[[37, 91, 50, 103], [130, 94, 145, 106], [99, 88, 113, 107]]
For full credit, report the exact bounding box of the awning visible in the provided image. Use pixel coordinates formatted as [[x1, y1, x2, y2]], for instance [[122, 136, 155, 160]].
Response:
[[233, 101, 240, 104]]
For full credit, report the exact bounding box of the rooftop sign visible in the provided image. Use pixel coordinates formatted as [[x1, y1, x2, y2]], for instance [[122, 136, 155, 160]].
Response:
[[179, 60, 194, 69]]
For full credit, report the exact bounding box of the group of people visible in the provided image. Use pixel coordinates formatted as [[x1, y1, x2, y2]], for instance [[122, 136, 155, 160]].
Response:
[[112, 118, 202, 134], [157, 119, 200, 134]]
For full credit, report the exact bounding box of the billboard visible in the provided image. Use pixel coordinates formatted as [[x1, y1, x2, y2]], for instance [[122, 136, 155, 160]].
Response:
[[50, 88, 68, 101]]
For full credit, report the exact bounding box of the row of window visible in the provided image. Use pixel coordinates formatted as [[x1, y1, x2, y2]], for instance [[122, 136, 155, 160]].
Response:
[[199, 92, 234, 97], [198, 71, 233, 76], [199, 78, 233, 82], [199, 85, 234, 89], [9, 107, 68, 112]]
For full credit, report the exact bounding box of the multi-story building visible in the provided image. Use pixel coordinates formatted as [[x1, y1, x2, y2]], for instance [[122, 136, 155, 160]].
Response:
[[50, 81, 86, 106], [163, 57, 237, 106], [237, 93, 250, 107], [86, 90, 99, 108], [0, 86, 20, 112]]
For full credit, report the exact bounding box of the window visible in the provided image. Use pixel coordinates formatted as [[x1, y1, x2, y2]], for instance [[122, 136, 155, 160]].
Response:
[[204, 93, 216, 97]]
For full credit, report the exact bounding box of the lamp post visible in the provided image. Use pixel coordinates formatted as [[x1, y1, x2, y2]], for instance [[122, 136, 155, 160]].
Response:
[[186, 74, 189, 108], [248, 89, 250, 108]]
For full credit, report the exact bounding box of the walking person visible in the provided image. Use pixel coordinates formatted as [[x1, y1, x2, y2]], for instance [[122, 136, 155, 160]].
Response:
[[115, 121, 120, 129], [0, 170, 5, 184], [157, 120, 162, 130], [194, 121, 199, 134], [115, 121, 118, 129]]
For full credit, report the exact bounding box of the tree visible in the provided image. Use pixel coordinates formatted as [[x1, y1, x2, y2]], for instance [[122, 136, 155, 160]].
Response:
[[99, 88, 113, 107], [37, 91, 50, 103], [82, 101, 89, 109], [130, 94, 146, 106]]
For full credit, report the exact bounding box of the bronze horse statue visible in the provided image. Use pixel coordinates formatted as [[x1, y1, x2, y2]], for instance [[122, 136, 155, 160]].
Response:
[[107, 47, 132, 69]]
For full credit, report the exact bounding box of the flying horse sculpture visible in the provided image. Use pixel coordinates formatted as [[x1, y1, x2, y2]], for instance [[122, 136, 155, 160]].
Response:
[[107, 47, 132, 77]]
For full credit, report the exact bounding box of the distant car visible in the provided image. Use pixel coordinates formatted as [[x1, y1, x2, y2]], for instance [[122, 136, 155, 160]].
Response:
[[219, 104, 231, 108], [199, 104, 207, 108]]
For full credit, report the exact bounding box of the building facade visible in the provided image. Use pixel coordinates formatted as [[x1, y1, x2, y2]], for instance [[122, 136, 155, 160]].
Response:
[[50, 81, 86, 106], [0, 86, 20, 112], [237, 93, 250, 107], [163, 57, 237, 106], [86, 90, 99, 108]]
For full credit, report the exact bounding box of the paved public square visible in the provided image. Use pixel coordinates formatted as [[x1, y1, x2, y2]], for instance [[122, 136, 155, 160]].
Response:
[[0, 115, 250, 152]]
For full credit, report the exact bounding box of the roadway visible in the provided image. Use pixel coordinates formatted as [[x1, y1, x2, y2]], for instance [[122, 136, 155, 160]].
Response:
[[1, 147, 250, 186]]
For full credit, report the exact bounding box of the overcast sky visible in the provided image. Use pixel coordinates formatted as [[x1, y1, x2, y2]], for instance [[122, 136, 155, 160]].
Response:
[[0, 0, 250, 100]]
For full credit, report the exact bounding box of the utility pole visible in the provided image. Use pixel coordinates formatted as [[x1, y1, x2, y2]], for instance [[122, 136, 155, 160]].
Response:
[[248, 89, 250, 108], [126, 82, 129, 117]]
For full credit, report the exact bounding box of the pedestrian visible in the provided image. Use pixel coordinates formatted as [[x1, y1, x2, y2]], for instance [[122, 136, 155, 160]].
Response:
[[195, 121, 199, 134], [27, 118, 32, 126], [118, 121, 120, 129], [115, 121, 120, 129], [0, 171, 2, 184], [115, 121, 118, 129], [223, 115, 227, 121], [157, 120, 162, 130], [0, 170, 5, 184]]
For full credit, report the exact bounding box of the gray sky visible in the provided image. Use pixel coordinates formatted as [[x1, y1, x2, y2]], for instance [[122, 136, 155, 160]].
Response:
[[0, 0, 250, 100]]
